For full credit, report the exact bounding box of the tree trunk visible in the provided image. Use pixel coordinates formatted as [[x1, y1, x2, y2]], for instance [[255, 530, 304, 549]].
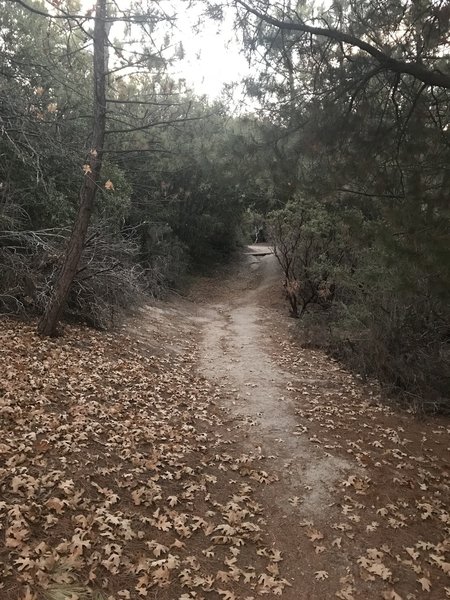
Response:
[[38, 0, 108, 336]]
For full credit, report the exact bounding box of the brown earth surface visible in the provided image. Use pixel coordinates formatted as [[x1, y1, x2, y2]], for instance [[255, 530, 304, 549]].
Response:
[[0, 245, 449, 600]]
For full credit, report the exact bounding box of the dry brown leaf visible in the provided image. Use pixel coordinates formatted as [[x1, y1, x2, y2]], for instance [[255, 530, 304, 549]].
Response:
[[382, 590, 403, 600], [417, 576, 432, 592]]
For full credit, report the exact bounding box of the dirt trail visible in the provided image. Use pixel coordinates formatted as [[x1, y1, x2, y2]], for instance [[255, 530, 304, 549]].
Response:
[[197, 246, 352, 514], [129, 245, 449, 599], [2, 248, 448, 600]]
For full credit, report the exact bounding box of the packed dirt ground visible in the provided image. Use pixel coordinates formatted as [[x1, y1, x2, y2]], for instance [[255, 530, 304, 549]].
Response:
[[0, 246, 449, 599]]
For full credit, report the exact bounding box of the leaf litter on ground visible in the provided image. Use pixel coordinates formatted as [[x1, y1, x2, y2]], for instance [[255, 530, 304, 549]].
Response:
[[0, 319, 289, 599], [1, 309, 449, 600], [266, 329, 450, 599]]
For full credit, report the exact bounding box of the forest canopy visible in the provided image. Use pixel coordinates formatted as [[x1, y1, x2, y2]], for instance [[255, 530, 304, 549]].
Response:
[[0, 0, 449, 409]]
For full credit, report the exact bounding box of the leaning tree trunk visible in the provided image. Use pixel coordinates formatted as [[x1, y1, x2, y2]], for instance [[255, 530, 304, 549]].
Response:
[[38, 0, 108, 336]]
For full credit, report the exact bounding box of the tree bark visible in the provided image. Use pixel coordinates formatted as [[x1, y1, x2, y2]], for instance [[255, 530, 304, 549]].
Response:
[[38, 0, 108, 336]]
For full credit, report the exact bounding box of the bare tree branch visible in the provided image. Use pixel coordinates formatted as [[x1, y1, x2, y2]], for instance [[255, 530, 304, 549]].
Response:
[[236, 0, 450, 89]]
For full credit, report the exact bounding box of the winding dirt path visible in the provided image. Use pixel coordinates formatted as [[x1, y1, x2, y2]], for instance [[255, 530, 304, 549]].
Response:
[[1, 247, 447, 600], [197, 246, 352, 515], [130, 244, 449, 599]]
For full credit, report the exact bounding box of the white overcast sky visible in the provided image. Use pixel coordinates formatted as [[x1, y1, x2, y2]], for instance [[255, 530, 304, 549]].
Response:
[[171, 5, 251, 99], [108, 0, 252, 100], [73, 0, 253, 102]]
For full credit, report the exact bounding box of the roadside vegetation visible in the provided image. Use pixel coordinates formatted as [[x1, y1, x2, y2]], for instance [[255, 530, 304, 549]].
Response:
[[1, 0, 449, 410]]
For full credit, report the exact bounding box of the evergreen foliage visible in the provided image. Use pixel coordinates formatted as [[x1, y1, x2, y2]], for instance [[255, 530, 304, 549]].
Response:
[[0, 0, 248, 327], [237, 0, 450, 410], [0, 0, 448, 407]]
